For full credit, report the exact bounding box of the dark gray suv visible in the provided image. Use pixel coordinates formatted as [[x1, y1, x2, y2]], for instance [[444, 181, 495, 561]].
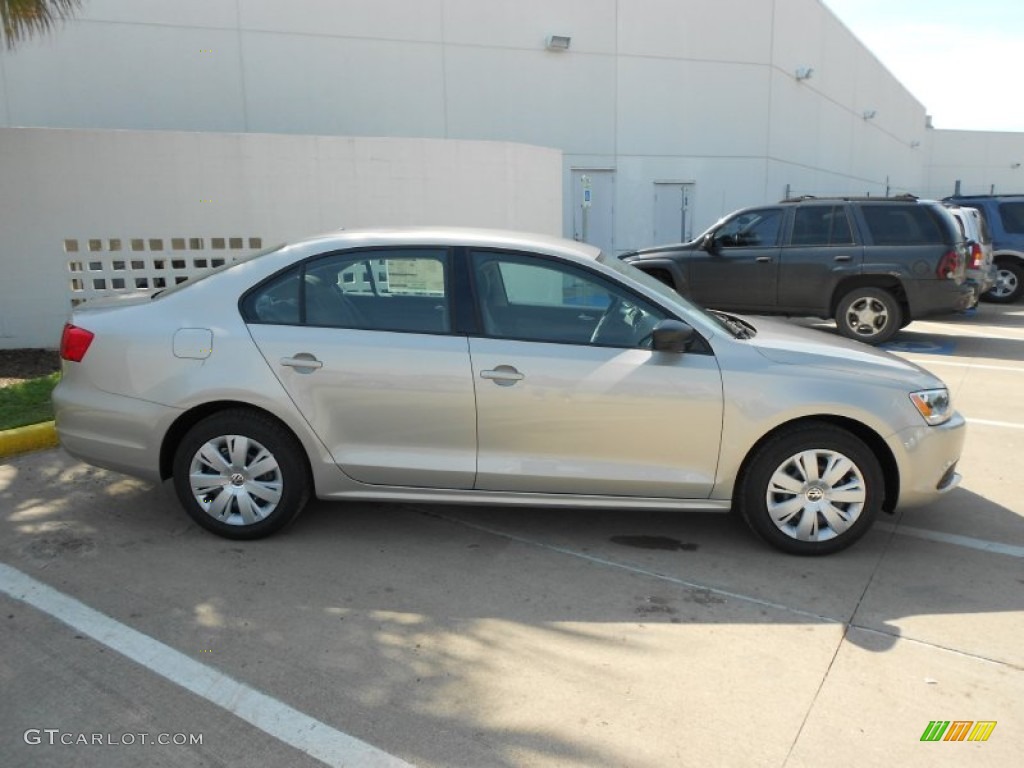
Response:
[[623, 196, 973, 344]]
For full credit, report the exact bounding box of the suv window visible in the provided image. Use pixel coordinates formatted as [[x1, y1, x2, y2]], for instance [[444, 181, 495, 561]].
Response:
[[714, 208, 782, 248], [860, 204, 946, 245], [998, 202, 1024, 234], [790, 205, 854, 246]]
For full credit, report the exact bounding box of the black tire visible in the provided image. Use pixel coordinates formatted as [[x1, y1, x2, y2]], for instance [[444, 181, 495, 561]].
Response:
[[172, 409, 311, 540], [834, 287, 902, 344], [982, 260, 1024, 304], [736, 423, 884, 555]]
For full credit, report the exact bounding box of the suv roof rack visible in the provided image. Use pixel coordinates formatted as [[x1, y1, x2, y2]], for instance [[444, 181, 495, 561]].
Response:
[[944, 193, 1024, 199], [779, 193, 919, 204]]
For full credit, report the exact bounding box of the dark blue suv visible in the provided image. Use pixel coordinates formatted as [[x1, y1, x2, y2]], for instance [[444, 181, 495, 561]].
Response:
[[944, 195, 1024, 303]]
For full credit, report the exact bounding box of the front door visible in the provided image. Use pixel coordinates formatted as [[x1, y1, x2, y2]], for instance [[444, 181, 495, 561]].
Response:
[[689, 206, 783, 311], [468, 249, 723, 498]]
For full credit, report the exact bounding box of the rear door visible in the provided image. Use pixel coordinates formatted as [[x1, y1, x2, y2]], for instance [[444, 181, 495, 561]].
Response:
[[244, 247, 477, 489], [777, 204, 862, 313]]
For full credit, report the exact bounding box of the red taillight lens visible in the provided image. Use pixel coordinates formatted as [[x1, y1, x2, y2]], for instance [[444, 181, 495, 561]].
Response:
[[970, 243, 983, 269], [60, 323, 94, 362], [936, 251, 959, 279]]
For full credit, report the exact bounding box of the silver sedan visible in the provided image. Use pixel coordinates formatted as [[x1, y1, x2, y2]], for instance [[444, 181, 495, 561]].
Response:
[[53, 228, 965, 554]]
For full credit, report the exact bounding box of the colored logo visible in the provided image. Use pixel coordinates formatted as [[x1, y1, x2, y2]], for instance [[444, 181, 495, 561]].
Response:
[[920, 721, 997, 742]]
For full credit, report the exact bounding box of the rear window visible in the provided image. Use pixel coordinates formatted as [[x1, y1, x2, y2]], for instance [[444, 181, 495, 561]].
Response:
[[998, 202, 1024, 234], [859, 204, 949, 245]]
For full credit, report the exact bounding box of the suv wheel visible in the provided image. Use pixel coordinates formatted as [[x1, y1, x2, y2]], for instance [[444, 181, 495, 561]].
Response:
[[984, 260, 1024, 304], [834, 287, 901, 344], [736, 423, 883, 555], [172, 409, 311, 539]]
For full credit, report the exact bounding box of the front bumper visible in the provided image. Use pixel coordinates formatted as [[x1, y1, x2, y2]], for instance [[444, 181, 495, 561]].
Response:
[[885, 410, 966, 508]]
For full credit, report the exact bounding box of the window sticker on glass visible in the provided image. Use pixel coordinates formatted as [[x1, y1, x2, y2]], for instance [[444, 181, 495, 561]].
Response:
[[385, 259, 445, 296]]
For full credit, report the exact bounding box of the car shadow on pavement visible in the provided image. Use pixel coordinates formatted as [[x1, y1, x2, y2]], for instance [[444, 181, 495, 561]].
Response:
[[2, 449, 1021, 766]]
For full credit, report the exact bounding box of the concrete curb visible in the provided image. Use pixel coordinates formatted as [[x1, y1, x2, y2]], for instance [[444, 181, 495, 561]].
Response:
[[0, 421, 58, 460]]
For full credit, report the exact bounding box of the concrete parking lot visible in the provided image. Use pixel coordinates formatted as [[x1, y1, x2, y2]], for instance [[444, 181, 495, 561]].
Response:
[[1, 304, 1022, 767]]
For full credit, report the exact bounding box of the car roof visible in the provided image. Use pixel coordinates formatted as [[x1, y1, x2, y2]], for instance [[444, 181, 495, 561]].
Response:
[[289, 227, 603, 262]]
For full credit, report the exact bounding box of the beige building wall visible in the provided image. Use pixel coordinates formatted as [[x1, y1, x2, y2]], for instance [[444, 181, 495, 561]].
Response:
[[0, 128, 562, 348]]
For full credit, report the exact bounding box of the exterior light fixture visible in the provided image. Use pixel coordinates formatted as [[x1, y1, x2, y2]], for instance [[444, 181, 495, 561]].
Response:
[[546, 35, 571, 51], [1012, 162, 1022, 169], [862, 110, 878, 120], [795, 66, 813, 81]]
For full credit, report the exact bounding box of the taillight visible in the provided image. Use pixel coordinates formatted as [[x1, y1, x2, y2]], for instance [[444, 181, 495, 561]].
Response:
[[970, 243, 983, 269], [936, 250, 959, 280], [60, 323, 94, 362]]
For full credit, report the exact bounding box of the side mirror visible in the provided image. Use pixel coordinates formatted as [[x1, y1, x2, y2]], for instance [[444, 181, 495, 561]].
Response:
[[651, 319, 695, 353], [702, 233, 718, 253]]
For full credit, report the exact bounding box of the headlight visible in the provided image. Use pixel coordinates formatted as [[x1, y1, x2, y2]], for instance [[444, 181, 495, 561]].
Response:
[[909, 388, 952, 426]]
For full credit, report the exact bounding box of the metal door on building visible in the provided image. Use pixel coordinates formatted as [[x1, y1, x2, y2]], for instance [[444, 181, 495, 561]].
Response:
[[653, 182, 696, 245], [571, 169, 615, 253]]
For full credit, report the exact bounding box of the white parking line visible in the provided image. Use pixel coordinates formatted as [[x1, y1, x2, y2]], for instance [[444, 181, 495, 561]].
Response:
[[0, 562, 413, 768], [967, 417, 1024, 430], [875, 523, 1024, 559], [912, 360, 1024, 373]]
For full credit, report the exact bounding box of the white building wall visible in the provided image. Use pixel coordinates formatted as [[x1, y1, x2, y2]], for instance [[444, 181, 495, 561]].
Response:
[[0, 127, 561, 348], [3, 0, 1018, 332], [923, 130, 1024, 198]]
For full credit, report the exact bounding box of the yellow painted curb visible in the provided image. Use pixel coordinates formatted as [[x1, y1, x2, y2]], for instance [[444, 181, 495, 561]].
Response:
[[0, 420, 59, 459]]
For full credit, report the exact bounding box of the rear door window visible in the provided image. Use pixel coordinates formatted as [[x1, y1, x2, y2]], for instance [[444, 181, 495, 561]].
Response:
[[790, 205, 855, 246], [998, 202, 1024, 234]]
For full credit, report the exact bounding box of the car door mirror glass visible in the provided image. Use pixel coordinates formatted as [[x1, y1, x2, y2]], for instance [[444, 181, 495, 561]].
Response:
[[651, 319, 694, 353]]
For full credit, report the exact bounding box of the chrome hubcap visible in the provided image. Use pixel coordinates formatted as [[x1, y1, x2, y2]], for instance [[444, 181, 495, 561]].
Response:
[[845, 297, 890, 337], [991, 268, 1018, 298], [189, 435, 282, 526], [766, 449, 866, 542]]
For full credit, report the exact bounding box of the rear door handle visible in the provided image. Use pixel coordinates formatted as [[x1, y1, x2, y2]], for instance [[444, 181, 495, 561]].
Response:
[[755, 256, 773, 263], [480, 365, 524, 386], [833, 255, 852, 262], [280, 354, 323, 371]]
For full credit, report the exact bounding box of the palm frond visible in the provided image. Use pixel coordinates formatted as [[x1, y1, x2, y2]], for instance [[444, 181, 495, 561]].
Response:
[[1, 0, 82, 50]]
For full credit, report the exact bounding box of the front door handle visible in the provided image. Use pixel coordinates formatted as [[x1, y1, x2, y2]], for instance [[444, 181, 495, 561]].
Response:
[[833, 254, 852, 262], [280, 354, 323, 371], [755, 256, 773, 263], [480, 365, 524, 386]]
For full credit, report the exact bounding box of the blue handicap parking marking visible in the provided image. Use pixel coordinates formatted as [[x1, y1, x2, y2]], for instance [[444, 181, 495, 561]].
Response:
[[880, 338, 957, 355]]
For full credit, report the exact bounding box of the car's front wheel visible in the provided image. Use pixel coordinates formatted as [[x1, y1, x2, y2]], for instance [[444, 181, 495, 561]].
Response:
[[172, 409, 311, 539], [834, 287, 902, 344], [983, 260, 1024, 304], [736, 423, 884, 555]]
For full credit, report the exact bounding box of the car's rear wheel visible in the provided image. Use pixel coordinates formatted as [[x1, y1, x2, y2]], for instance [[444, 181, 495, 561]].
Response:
[[736, 423, 883, 555], [983, 260, 1024, 304], [172, 409, 311, 539], [834, 287, 901, 344]]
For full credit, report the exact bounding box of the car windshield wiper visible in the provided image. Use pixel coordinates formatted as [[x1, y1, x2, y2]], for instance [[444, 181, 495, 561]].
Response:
[[709, 310, 755, 339]]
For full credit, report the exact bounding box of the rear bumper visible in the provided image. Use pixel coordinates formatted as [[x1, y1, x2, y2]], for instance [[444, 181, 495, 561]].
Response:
[[906, 280, 975, 318], [886, 411, 966, 508], [52, 378, 176, 483], [965, 264, 997, 300]]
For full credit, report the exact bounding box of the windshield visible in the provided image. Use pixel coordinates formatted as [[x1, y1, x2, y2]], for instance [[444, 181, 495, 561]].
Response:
[[597, 251, 749, 338], [152, 244, 286, 298]]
